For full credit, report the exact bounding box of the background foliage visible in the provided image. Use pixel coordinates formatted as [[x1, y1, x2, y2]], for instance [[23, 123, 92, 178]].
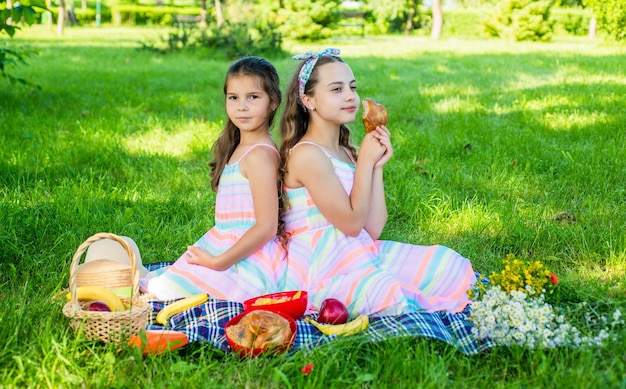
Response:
[[2, 0, 616, 41], [584, 0, 626, 41], [482, 0, 556, 41]]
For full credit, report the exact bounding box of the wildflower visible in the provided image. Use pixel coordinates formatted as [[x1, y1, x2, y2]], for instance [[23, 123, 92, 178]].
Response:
[[469, 254, 622, 349], [301, 363, 314, 375], [613, 309, 621, 324], [549, 272, 558, 285]]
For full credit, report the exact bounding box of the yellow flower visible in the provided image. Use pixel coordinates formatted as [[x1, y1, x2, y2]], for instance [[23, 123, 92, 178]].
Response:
[[468, 254, 555, 300]]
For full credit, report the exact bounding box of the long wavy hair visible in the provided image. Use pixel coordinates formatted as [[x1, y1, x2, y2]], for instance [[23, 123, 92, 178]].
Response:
[[277, 54, 358, 246], [208, 56, 281, 191]]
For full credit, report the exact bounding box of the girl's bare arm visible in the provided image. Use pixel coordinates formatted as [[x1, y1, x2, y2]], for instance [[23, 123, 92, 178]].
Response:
[[187, 147, 279, 270]]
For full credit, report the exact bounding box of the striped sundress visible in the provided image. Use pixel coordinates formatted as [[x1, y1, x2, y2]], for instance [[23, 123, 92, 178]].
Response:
[[141, 144, 285, 302], [281, 142, 476, 317]]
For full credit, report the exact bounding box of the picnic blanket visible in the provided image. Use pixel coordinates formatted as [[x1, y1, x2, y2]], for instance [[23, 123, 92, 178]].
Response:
[[144, 263, 495, 355]]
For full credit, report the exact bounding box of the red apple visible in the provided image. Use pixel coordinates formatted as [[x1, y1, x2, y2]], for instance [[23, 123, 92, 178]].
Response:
[[87, 301, 111, 312], [318, 298, 349, 324]]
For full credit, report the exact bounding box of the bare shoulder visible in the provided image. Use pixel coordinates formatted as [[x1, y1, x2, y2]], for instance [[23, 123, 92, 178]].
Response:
[[244, 144, 279, 163], [287, 143, 334, 187], [239, 144, 279, 178], [288, 143, 330, 167]]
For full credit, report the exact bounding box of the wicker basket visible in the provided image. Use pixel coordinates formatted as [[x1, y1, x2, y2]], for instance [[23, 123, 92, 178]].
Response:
[[63, 232, 151, 343]]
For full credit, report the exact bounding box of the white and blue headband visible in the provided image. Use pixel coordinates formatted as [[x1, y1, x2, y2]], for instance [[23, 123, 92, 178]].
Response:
[[293, 48, 341, 106]]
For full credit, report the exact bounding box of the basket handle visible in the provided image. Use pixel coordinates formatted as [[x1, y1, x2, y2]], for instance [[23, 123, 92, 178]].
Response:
[[68, 232, 140, 305]]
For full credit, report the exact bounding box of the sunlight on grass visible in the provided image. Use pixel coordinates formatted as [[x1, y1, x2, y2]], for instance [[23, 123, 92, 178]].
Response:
[[426, 198, 504, 238], [542, 111, 608, 130], [432, 95, 482, 113], [423, 84, 485, 114], [573, 257, 626, 299], [422, 84, 482, 99], [124, 120, 220, 157], [15, 25, 165, 48]]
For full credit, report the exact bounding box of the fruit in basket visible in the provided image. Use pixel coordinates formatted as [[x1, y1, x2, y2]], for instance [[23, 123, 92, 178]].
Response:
[[66, 285, 127, 312], [87, 301, 111, 312], [156, 293, 209, 325], [305, 314, 369, 336], [318, 298, 349, 324]]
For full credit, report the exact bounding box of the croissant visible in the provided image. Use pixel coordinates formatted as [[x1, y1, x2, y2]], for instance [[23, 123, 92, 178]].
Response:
[[361, 98, 388, 133]]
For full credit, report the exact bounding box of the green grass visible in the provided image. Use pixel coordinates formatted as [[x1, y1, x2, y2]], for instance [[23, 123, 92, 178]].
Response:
[[1, 26, 625, 388]]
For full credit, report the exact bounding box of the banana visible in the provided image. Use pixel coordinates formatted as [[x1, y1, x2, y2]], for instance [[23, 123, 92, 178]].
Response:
[[305, 314, 369, 336], [66, 286, 127, 312], [155, 293, 209, 325]]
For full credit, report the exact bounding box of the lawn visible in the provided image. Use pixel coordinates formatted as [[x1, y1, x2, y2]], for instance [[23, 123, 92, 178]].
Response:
[[1, 25, 625, 388]]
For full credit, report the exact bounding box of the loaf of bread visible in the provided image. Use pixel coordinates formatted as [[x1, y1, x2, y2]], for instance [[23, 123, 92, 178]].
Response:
[[225, 310, 293, 349], [362, 98, 388, 133]]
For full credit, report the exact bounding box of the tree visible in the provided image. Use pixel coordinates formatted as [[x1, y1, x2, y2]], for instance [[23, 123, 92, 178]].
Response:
[[55, 0, 79, 36], [1, 0, 45, 87], [367, 0, 421, 35], [584, 0, 626, 41], [404, 0, 420, 34], [215, 0, 223, 27], [430, 0, 443, 39]]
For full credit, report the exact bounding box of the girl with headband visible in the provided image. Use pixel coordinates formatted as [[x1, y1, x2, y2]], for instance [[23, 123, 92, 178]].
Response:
[[278, 48, 477, 317]]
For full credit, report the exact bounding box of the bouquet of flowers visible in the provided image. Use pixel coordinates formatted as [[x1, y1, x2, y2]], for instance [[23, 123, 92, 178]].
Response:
[[469, 254, 621, 349]]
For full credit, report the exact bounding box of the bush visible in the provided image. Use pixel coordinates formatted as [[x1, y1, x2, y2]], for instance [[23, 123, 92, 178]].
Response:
[[551, 6, 592, 36], [110, 4, 203, 26], [196, 20, 283, 58], [139, 19, 284, 59], [274, 0, 341, 41], [440, 8, 488, 37], [483, 0, 556, 41], [585, 0, 626, 41], [363, 0, 426, 35]]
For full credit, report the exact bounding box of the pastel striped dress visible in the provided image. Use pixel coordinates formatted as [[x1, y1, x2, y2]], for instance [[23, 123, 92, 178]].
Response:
[[281, 142, 476, 317], [141, 144, 285, 302]]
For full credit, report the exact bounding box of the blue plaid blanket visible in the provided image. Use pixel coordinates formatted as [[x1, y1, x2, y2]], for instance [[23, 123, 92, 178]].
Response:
[[144, 263, 494, 355]]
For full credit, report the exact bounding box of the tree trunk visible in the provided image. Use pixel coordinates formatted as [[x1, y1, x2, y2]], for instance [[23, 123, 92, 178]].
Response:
[[200, 0, 207, 29], [45, 0, 53, 29], [6, 0, 13, 25], [405, 0, 416, 35], [215, 0, 223, 27], [57, 0, 65, 35], [430, 0, 443, 40], [66, 0, 79, 26], [588, 15, 596, 39]]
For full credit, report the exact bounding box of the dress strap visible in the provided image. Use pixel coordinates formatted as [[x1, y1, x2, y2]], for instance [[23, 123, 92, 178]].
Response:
[[236, 143, 280, 163], [291, 141, 332, 159], [291, 141, 355, 164]]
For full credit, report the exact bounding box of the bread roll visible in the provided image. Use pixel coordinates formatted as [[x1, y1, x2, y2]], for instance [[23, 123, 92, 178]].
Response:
[[361, 98, 388, 133], [226, 310, 293, 349]]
